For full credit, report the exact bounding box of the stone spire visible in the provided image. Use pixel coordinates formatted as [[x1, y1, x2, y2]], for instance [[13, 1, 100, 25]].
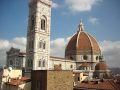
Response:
[[78, 20, 84, 31]]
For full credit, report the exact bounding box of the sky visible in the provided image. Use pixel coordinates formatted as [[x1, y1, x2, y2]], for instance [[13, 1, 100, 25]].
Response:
[[0, 0, 120, 68]]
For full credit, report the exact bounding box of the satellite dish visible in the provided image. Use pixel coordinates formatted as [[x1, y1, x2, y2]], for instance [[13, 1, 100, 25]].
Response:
[[8, 67, 12, 71]]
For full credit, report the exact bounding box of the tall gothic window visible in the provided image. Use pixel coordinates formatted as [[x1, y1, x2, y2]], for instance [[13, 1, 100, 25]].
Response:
[[39, 41, 42, 48], [41, 19, 45, 30], [38, 59, 45, 67], [41, 15, 46, 30]]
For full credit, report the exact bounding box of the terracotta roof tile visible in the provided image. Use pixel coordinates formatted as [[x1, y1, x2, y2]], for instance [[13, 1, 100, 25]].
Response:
[[6, 77, 31, 86], [75, 80, 120, 90], [95, 62, 108, 71], [65, 30, 101, 58]]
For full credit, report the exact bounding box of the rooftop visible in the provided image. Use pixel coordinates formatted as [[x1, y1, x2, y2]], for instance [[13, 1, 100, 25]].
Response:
[[74, 80, 120, 90], [6, 77, 31, 86]]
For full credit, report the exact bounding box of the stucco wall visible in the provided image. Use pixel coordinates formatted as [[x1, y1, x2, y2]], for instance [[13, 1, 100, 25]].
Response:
[[47, 70, 73, 90], [49, 57, 76, 70]]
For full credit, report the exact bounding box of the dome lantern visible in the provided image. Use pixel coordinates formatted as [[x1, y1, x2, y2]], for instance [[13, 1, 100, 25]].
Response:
[[78, 20, 84, 32]]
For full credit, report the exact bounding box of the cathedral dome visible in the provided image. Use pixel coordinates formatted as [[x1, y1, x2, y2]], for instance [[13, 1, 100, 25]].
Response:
[[95, 62, 107, 71], [65, 21, 101, 58]]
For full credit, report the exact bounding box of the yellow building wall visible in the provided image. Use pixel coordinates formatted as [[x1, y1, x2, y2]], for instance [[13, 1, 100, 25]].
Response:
[[80, 73, 88, 82], [1, 69, 22, 90], [74, 72, 88, 83]]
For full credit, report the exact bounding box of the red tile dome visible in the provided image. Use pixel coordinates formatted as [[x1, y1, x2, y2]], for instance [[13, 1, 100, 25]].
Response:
[[65, 21, 101, 58], [95, 62, 108, 71]]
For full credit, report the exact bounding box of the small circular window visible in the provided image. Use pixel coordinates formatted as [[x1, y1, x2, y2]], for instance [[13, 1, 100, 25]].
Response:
[[83, 55, 88, 60], [70, 56, 73, 60]]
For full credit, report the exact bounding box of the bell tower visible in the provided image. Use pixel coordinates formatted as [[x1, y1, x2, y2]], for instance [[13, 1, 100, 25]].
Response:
[[26, 0, 52, 70]]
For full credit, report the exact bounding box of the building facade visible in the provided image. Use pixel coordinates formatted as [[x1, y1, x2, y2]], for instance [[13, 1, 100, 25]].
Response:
[[0, 67, 31, 90], [6, 47, 26, 69]]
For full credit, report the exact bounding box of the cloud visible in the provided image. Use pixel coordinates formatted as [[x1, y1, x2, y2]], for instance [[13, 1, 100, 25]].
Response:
[[0, 37, 26, 66], [89, 17, 99, 25], [52, 2, 59, 8], [0, 40, 10, 50], [100, 40, 120, 68], [65, 0, 102, 12], [50, 37, 71, 57]]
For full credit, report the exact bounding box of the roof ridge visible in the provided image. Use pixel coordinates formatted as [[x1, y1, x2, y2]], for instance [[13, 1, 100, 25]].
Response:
[[65, 32, 78, 51], [87, 33, 101, 54], [85, 32, 94, 54], [76, 30, 81, 49]]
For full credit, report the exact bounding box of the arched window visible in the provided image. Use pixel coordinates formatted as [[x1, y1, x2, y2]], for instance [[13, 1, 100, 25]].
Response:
[[39, 40, 42, 48], [41, 15, 46, 30], [38, 59, 45, 67]]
